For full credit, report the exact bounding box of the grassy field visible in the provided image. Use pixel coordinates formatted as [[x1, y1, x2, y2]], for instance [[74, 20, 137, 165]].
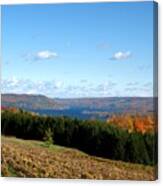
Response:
[[1, 136, 156, 180]]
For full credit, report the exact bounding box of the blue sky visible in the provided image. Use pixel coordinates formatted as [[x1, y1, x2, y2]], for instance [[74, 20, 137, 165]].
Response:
[[2, 2, 156, 98]]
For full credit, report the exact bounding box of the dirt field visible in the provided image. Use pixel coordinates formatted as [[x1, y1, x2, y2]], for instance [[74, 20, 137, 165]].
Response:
[[1, 136, 156, 180]]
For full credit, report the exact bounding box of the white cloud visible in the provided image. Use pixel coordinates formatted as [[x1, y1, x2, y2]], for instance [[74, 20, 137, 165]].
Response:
[[9, 76, 19, 86], [1, 78, 118, 98], [1, 78, 63, 97], [54, 81, 63, 89], [23, 50, 58, 61], [36, 50, 58, 60], [126, 82, 139, 86], [2, 78, 152, 97], [110, 51, 131, 60], [124, 81, 153, 97]]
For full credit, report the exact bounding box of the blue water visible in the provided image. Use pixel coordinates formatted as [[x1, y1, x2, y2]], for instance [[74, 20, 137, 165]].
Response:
[[29, 108, 110, 121]]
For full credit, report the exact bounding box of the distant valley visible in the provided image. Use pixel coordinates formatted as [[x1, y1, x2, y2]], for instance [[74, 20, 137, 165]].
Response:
[[1, 94, 156, 120]]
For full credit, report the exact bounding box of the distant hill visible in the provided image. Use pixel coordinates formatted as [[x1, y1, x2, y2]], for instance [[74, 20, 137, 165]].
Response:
[[54, 97, 155, 113], [1, 94, 63, 110], [1, 94, 156, 116]]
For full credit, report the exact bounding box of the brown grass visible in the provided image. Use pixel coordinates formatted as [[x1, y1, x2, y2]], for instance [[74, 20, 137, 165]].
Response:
[[1, 136, 156, 180]]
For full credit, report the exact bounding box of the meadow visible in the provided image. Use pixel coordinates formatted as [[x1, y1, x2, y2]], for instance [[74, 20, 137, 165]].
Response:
[[1, 136, 156, 180]]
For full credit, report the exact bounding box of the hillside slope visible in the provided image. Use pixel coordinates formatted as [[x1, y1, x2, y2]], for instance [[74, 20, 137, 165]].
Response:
[[1, 136, 156, 180], [1, 93, 155, 114], [1, 94, 63, 110]]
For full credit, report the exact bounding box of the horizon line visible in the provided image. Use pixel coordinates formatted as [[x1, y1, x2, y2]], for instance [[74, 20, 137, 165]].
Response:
[[1, 93, 157, 99]]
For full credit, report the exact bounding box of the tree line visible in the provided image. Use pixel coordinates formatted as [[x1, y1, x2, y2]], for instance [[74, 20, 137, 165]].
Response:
[[1, 109, 157, 165]]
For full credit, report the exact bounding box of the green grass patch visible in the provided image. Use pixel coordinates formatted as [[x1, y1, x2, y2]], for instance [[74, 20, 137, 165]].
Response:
[[7, 164, 18, 177]]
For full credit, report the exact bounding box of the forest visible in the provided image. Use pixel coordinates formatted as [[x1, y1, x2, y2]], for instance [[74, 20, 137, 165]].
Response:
[[1, 109, 157, 165]]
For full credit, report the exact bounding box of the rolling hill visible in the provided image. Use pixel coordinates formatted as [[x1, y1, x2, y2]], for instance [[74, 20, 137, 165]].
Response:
[[1, 94, 156, 120], [1, 94, 63, 110]]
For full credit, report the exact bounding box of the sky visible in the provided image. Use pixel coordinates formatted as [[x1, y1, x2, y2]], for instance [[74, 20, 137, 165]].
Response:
[[1, 2, 156, 98]]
